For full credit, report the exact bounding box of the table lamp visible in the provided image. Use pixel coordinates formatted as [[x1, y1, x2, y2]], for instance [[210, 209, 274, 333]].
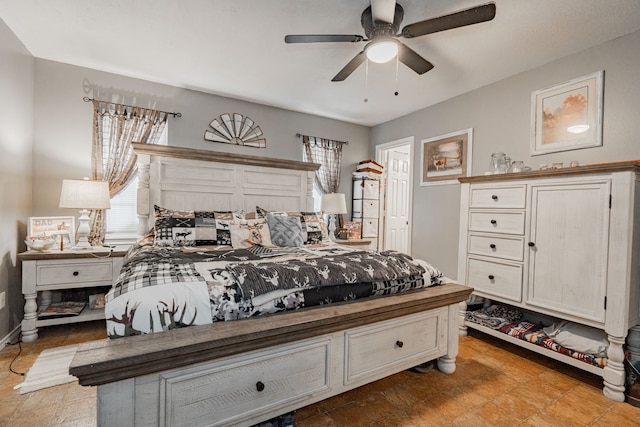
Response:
[[59, 178, 111, 250], [321, 193, 347, 241]]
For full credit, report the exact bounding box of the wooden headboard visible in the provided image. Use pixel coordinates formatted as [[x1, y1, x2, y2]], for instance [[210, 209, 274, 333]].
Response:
[[132, 143, 320, 236]]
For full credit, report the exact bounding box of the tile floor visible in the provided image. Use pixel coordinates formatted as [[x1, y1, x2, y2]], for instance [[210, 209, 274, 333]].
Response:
[[1, 320, 639, 426]]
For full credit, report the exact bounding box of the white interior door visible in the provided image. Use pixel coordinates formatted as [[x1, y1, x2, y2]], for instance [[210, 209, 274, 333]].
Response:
[[382, 146, 412, 254]]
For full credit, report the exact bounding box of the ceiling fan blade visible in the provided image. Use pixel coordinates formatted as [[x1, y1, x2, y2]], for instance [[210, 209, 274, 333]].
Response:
[[370, 0, 397, 24], [401, 2, 496, 38], [285, 34, 364, 43], [397, 43, 434, 75], [332, 51, 366, 82]]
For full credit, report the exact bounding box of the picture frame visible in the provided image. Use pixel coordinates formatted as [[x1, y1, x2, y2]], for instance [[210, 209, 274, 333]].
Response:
[[28, 216, 76, 248], [530, 70, 604, 156], [420, 128, 473, 186]]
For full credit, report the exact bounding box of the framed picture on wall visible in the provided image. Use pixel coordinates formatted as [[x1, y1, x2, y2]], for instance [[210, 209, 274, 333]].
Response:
[[420, 128, 473, 186], [530, 70, 604, 155], [28, 216, 75, 248]]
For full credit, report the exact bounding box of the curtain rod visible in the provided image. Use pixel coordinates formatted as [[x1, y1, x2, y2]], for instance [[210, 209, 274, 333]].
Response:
[[83, 97, 182, 118], [296, 132, 349, 145]]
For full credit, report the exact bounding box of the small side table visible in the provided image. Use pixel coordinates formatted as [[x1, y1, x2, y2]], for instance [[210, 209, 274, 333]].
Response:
[[334, 238, 373, 249], [18, 246, 128, 342]]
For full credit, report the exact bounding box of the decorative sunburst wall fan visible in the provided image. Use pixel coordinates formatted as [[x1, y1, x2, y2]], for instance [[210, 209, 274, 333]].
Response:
[[204, 113, 266, 148]]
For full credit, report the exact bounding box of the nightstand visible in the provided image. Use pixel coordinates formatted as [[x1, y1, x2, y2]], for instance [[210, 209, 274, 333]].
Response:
[[334, 238, 373, 249], [18, 246, 128, 342]]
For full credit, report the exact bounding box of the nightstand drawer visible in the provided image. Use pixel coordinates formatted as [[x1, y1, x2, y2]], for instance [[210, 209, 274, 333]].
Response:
[[37, 261, 113, 286]]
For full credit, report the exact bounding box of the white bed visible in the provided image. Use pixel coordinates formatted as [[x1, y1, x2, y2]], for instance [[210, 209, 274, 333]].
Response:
[[70, 143, 473, 427]]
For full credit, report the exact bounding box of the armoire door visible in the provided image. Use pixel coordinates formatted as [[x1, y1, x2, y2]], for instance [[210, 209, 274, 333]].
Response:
[[527, 180, 610, 323]]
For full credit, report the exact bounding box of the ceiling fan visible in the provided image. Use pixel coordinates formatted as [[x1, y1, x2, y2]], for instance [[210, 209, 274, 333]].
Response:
[[284, 1, 496, 82]]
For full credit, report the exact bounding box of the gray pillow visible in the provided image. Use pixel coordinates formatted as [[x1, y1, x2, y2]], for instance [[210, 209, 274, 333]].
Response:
[[267, 213, 304, 247]]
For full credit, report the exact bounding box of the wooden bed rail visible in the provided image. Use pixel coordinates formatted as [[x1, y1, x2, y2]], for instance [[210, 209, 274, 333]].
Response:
[[70, 283, 472, 386]]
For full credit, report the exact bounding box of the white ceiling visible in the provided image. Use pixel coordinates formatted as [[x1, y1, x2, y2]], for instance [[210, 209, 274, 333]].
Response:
[[1, 0, 640, 127]]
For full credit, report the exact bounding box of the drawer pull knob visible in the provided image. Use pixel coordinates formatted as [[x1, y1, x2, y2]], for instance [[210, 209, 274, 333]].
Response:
[[488, 275, 495, 280], [528, 242, 535, 247], [256, 381, 265, 392], [490, 219, 497, 225], [73, 271, 79, 276], [491, 195, 498, 200], [489, 244, 496, 249], [396, 340, 404, 348]]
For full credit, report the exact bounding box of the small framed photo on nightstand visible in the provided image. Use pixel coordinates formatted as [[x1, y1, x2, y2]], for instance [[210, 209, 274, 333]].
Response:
[[28, 216, 76, 249]]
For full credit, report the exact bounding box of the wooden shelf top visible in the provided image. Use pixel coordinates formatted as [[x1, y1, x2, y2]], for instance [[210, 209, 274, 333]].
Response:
[[18, 246, 129, 261], [459, 160, 640, 184]]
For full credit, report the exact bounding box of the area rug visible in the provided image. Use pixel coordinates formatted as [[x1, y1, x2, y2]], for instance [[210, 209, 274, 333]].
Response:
[[14, 344, 78, 394]]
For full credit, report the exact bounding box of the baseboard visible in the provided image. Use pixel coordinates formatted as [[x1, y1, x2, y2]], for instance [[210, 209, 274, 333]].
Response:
[[0, 325, 21, 351]]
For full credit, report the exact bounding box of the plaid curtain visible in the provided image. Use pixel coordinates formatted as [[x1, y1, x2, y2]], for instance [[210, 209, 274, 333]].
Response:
[[301, 135, 345, 194], [89, 100, 168, 245]]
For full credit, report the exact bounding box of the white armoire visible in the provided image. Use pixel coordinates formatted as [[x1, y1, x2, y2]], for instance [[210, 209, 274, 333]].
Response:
[[457, 162, 640, 402]]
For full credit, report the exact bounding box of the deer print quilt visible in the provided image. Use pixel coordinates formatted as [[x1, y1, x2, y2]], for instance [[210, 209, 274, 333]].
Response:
[[105, 243, 445, 338]]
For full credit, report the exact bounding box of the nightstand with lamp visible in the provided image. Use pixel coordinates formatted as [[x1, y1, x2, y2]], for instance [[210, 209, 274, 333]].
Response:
[[19, 178, 126, 342]]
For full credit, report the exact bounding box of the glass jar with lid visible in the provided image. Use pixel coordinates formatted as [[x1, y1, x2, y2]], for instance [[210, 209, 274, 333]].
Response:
[[489, 153, 509, 174]]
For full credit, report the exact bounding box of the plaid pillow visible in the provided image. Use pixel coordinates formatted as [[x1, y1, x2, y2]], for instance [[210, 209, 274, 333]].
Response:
[[154, 205, 243, 247], [256, 206, 327, 245]]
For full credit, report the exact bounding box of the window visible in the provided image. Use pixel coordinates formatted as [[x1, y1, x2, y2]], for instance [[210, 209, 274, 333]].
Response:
[[105, 176, 139, 244], [104, 127, 167, 244]]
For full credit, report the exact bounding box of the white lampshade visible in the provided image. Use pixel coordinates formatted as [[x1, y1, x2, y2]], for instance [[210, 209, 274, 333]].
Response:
[[321, 193, 347, 214], [59, 179, 110, 250], [365, 40, 398, 63], [59, 179, 111, 210]]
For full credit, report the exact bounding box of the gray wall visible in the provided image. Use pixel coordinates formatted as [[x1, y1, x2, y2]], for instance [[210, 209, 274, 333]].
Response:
[[32, 59, 370, 218], [0, 19, 33, 342], [372, 29, 640, 278]]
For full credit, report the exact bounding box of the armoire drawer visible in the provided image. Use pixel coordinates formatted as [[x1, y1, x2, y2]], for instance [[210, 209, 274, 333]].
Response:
[[468, 211, 525, 235], [469, 185, 526, 209], [468, 234, 524, 261], [344, 309, 446, 386], [159, 339, 331, 427], [466, 257, 522, 302]]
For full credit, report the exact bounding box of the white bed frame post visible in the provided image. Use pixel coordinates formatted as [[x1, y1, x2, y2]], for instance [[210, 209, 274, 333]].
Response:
[[136, 153, 151, 237]]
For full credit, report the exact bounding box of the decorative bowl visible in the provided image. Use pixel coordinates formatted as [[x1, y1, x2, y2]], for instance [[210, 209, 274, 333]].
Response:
[[25, 238, 57, 251]]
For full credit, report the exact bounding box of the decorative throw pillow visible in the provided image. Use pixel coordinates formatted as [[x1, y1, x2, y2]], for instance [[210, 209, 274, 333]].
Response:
[[266, 213, 304, 247], [230, 218, 274, 248], [154, 205, 243, 247], [256, 206, 327, 245]]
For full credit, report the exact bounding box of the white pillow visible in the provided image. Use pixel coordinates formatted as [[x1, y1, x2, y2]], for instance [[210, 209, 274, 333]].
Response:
[[543, 321, 609, 356]]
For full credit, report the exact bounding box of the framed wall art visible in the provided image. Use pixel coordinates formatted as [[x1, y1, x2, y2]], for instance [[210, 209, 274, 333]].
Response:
[[28, 216, 75, 247], [420, 128, 473, 186], [530, 70, 604, 156]]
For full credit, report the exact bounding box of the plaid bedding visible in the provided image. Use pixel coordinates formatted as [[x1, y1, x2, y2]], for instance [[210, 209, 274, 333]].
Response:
[[106, 244, 445, 338]]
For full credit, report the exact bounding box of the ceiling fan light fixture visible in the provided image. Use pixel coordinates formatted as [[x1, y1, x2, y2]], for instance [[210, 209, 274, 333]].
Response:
[[365, 40, 398, 63]]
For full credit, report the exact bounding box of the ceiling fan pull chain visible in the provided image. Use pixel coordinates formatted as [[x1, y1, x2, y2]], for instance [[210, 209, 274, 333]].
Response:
[[364, 59, 369, 103], [394, 54, 399, 96]]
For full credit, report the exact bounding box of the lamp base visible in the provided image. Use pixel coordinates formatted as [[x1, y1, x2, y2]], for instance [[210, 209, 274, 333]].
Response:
[[328, 214, 337, 242], [69, 242, 93, 251], [73, 209, 93, 250]]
